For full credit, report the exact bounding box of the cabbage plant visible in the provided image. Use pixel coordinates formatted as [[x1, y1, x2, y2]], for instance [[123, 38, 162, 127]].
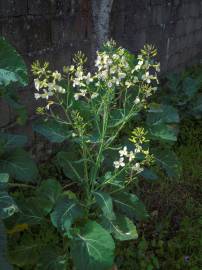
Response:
[[30, 41, 160, 270]]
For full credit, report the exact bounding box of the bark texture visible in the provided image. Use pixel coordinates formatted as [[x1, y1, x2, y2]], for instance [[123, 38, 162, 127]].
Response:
[[91, 0, 114, 51]]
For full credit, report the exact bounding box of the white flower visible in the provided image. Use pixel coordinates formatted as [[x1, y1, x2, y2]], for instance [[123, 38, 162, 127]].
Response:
[[34, 79, 40, 91], [133, 76, 139, 83], [125, 81, 133, 88], [80, 89, 87, 96], [132, 162, 143, 173], [41, 89, 53, 100], [114, 161, 120, 169], [74, 89, 87, 100], [119, 146, 128, 157], [134, 97, 140, 104], [85, 72, 93, 84], [56, 86, 66, 94], [34, 93, 41, 100], [91, 93, 99, 99], [74, 93, 80, 100], [52, 71, 61, 81], [134, 145, 142, 153], [107, 82, 113, 88], [48, 82, 55, 91], [119, 157, 125, 167], [155, 63, 160, 72], [142, 72, 151, 84], [95, 55, 102, 67], [118, 72, 126, 80], [114, 157, 125, 169], [107, 59, 113, 65], [128, 151, 135, 162]]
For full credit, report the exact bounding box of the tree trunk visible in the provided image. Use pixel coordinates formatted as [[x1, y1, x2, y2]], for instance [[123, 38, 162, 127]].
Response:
[[91, 0, 114, 55]]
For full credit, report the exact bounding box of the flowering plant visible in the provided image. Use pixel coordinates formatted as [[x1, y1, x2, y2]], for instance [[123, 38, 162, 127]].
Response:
[[31, 41, 160, 269]]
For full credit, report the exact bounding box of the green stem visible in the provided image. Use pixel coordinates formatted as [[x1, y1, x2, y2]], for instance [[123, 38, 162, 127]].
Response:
[[90, 101, 109, 190], [8, 183, 36, 189]]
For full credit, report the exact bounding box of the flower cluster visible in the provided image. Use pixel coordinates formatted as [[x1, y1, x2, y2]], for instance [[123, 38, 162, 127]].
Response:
[[113, 145, 143, 174], [32, 62, 66, 109], [32, 42, 160, 110]]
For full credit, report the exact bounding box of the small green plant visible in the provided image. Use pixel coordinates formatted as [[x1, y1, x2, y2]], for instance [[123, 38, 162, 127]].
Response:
[[18, 41, 159, 269]]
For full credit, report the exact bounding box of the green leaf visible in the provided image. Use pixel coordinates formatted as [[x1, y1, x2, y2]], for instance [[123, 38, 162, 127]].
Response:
[[71, 221, 115, 270], [109, 109, 129, 128], [0, 149, 38, 182], [17, 197, 46, 225], [50, 196, 83, 232], [0, 133, 27, 149], [0, 191, 18, 219], [56, 151, 83, 182], [9, 234, 39, 267], [153, 148, 181, 178], [0, 221, 13, 270], [148, 123, 178, 142], [140, 168, 158, 181], [147, 104, 180, 124], [33, 119, 71, 143], [37, 248, 67, 270], [94, 191, 115, 220], [113, 192, 148, 221], [189, 93, 202, 119], [37, 179, 63, 214], [101, 214, 138, 241], [166, 73, 180, 90], [182, 77, 199, 99], [0, 37, 28, 87], [0, 173, 9, 190]]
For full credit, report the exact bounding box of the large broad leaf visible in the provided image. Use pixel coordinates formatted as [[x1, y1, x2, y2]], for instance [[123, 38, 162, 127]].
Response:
[[2, 89, 28, 124], [94, 191, 115, 221], [71, 221, 115, 270], [0, 37, 28, 87], [140, 168, 158, 181], [37, 248, 67, 270], [0, 149, 38, 182], [113, 192, 148, 221], [36, 179, 63, 214], [33, 119, 71, 143], [0, 191, 18, 219], [9, 234, 39, 267], [147, 104, 180, 124], [50, 196, 83, 232], [17, 197, 46, 225], [101, 214, 138, 241], [148, 123, 178, 142], [0, 221, 13, 270], [0, 133, 27, 150], [56, 151, 83, 182], [153, 148, 181, 178]]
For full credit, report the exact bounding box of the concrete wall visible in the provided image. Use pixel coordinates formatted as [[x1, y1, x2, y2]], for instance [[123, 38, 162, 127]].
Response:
[[1, 0, 202, 143]]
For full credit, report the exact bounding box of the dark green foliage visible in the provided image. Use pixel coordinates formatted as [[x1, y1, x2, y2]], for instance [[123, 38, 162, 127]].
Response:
[[0, 37, 28, 124]]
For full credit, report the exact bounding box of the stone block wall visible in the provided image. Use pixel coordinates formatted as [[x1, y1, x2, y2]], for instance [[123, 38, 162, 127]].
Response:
[[0, 0, 202, 143], [111, 0, 202, 72]]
